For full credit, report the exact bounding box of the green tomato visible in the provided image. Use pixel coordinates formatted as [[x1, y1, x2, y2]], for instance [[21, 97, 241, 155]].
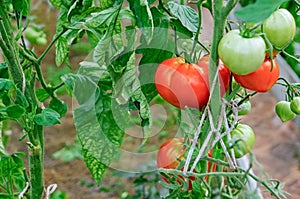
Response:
[[263, 8, 296, 49], [275, 101, 296, 122], [290, 97, 300, 115], [35, 37, 47, 46], [230, 124, 255, 158], [24, 27, 43, 44], [238, 100, 252, 116], [218, 30, 266, 75]]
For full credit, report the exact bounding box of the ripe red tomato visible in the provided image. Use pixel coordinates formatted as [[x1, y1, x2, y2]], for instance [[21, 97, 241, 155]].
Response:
[[232, 58, 280, 92], [157, 138, 216, 189], [155, 56, 230, 109]]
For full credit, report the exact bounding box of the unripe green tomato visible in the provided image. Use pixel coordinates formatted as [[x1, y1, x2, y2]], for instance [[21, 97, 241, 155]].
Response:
[[275, 101, 296, 122], [263, 8, 296, 49], [238, 100, 251, 116], [24, 27, 43, 44], [35, 37, 47, 46], [290, 97, 300, 115], [218, 30, 266, 75], [230, 124, 255, 158]]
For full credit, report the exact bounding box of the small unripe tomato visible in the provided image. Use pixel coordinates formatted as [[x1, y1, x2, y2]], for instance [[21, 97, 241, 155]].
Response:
[[230, 124, 255, 158], [275, 101, 296, 122], [238, 100, 252, 116], [290, 97, 300, 115]]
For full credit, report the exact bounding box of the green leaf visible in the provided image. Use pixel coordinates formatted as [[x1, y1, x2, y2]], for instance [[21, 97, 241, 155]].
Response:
[[49, 0, 62, 8], [85, 6, 121, 28], [0, 63, 8, 79], [34, 108, 61, 126], [73, 63, 126, 184], [0, 78, 13, 91], [234, 0, 289, 23], [15, 89, 29, 108], [60, 73, 77, 95], [36, 88, 50, 102], [12, 0, 30, 16], [6, 105, 25, 119], [98, 0, 115, 10], [55, 37, 69, 67], [128, 0, 154, 44], [49, 98, 68, 118], [167, 1, 199, 33]]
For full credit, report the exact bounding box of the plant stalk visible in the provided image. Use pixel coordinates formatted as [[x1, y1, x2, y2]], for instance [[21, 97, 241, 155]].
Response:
[[0, 2, 44, 198]]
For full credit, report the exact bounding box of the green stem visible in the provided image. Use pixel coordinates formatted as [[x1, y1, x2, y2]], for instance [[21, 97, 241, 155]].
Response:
[[0, 6, 25, 91], [191, 2, 203, 62], [37, 29, 66, 63], [0, 3, 45, 198]]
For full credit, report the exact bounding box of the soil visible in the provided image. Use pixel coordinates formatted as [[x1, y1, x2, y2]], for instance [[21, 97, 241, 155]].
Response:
[[4, 1, 300, 198]]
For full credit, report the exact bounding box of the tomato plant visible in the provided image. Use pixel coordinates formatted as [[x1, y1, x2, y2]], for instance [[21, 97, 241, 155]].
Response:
[[218, 30, 266, 75], [229, 124, 255, 158], [155, 56, 230, 109], [263, 8, 296, 49], [0, 0, 298, 198], [233, 58, 280, 92]]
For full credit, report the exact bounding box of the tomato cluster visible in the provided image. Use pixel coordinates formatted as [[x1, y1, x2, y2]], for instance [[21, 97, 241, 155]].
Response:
[[217, 8, 295, 93]]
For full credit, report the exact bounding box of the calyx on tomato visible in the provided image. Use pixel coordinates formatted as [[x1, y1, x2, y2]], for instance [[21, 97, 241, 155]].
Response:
[[275, 101, 296, 122], [233, 58, 280, 92], [156, 138, 216, 189], [263, 8, 296, 49], [218, 29, 266, 75], [229, 124, 255, 158], [155, 56, 230, 110]]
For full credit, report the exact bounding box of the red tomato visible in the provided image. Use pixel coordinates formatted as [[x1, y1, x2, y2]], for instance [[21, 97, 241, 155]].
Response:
[[155, 56, 230, 109], [232, 58, 280, 92], [157, 138, 216, 189]]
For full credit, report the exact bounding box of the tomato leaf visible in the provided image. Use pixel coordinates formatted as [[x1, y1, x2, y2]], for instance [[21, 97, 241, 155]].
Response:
[[6, 105, 25, 119], [49, 0, 62, 8], [137, 8, 173, 103], [36, 88, 50, 102], [49, 98, 68, 118], [55, 37, 69, 67], [167, 1, 199, 33], [15, 89, 29, 108], [34, 108, 61, 126], [85, 6, 121, 28], [12, 0, 30, 16], [0, 78, 13, 91], [128, 0, 154, 44], [234, 0, 289, 22], [73, 63, 126, 184]]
